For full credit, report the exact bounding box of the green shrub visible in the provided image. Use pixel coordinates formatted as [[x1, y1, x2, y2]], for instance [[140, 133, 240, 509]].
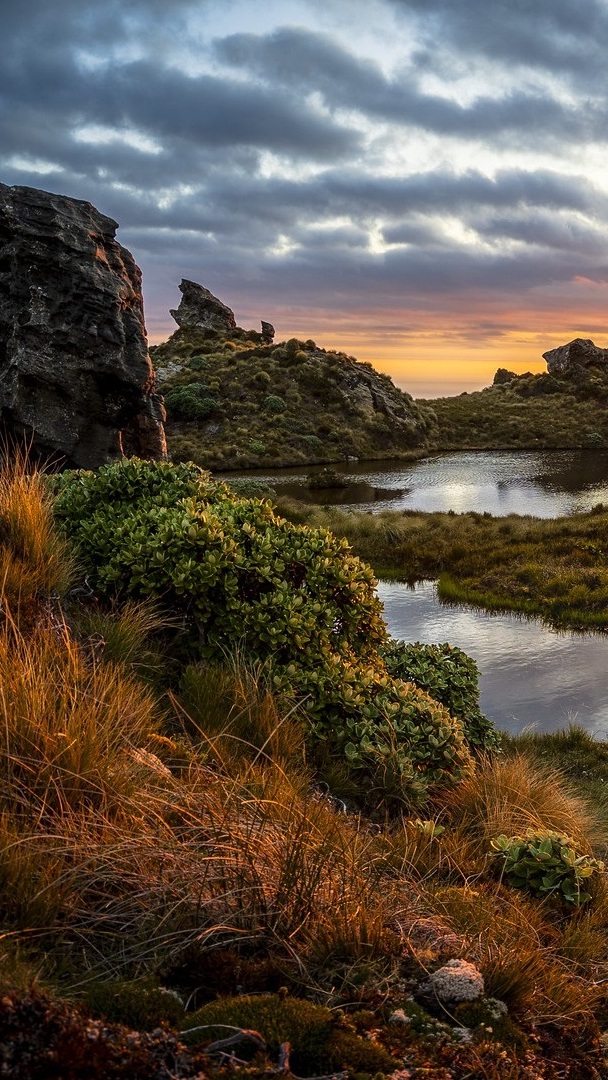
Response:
[[164, 384, 217, 420], [490, 831, 605, 907], [381, 640, 500, 751], [264, 394, 287, 413], [52, 459, 472, 801], [187, 356, 210, 372]]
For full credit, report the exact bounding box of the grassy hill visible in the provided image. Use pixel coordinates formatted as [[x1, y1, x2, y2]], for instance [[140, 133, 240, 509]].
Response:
[[424, 366, 608, 450], [151, 327, 435, 470]]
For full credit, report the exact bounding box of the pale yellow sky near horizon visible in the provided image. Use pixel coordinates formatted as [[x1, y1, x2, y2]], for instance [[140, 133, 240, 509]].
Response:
[[148, 316, 598, 399]]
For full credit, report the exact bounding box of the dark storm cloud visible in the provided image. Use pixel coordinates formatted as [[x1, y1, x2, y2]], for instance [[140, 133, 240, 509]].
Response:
[[216, 27, 602, 143], [388, 0, 608, 83], [0, 50, 356, 163]]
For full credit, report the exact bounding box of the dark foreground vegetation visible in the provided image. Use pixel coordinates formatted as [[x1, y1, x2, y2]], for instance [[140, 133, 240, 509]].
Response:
[[2, 456, 608, 1076]]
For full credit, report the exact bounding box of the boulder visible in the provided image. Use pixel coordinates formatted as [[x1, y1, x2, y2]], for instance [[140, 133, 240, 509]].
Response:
[[543, 338, 608, 375], [170, 279, 237, 334], [0, 183, 166, 468]]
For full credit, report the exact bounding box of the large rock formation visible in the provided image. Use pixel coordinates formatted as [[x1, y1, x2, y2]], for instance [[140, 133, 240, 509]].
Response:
[[543, 338, 608, 375], [0, 184, 166, 468], [170, 279, 237, 334], [170, 278, 275, 341]]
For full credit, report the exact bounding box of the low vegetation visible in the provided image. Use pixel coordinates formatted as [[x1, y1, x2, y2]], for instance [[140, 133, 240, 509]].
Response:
[[276, 498, 608, 630], [424, 366, 608, 450], [151, 327, 435, 469], [1, 455, 608, 1076]]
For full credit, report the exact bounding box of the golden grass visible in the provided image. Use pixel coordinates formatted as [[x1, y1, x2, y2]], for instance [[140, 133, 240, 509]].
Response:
[[437, 753, 600, 853], [1, 452, 608, 1052], [0, 450, 73, 619], [0, 614, 163, 817]]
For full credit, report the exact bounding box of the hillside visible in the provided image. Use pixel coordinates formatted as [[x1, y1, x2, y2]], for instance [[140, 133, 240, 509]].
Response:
[[151, 280, 435, 470], [425, 355, 608, 450]]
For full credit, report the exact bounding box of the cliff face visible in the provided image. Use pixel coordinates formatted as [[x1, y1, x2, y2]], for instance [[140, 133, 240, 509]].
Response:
[[0, 184, 166, 468]]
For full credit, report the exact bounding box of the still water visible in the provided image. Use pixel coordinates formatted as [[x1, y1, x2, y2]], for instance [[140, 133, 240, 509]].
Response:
[[378, 580, 608, 737], [228, 450, 608, 736], [240, 449, 608, 517]]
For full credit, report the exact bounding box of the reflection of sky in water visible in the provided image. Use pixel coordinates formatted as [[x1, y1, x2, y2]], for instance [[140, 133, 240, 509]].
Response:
[[244, 450, 608, 517], [378, 580, 608, 738]]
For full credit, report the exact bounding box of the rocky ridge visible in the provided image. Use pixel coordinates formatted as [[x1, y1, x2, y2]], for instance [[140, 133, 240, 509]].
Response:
[[153, 280, 433, 470], [0, 184, 166, 468]]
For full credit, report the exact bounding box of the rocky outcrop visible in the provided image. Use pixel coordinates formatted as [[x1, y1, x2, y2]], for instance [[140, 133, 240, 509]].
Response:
[[0, 183, 166, 468], [170, 279, 238, 335], [543, 338, 608, 375], [170, 279, 276, 342]]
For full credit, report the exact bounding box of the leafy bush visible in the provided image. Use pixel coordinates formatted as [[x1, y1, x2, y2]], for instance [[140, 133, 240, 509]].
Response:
[[52, 459, 472, 801], [264, 394, 287, 413], [187, 356, 210, 371], [382, 640, 500, 751], [490, 830, 605, 906], [164, 383, 217, 420]]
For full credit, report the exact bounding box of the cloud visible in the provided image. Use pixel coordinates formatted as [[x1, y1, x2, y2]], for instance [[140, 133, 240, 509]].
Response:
[[1, 0, 608, 380], [215, 26, 603, 143], [389, 0, 608, 84]]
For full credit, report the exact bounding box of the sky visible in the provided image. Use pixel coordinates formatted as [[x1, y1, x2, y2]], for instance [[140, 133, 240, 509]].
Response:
[[1, 0, 608, 397]]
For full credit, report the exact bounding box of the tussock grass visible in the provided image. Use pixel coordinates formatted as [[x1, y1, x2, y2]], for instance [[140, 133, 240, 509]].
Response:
[[0, 450, 73, 621], [2, 454, 608, 1072], [0, 614, 162, 817], [437, 753, 599, 853], [276, 497, 608, 630]]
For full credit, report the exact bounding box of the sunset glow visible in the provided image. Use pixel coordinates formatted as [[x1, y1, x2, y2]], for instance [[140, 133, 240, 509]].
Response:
[[3, 0, 608, 398]]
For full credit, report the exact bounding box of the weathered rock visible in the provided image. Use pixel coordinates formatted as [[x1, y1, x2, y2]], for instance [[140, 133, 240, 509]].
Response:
[[543, 338, 608, 375], [0, 183, 166, 468], [170, 279, 237, 334], [260, 320, 275, 343]]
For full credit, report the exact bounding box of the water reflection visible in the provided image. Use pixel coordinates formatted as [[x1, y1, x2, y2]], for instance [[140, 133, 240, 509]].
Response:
[[227, 450, 608, 517], [378, 580, 608, 738]]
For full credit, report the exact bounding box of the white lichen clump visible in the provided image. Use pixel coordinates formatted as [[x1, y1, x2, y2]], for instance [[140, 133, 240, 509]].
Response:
[[424, 959, 485, 1004]]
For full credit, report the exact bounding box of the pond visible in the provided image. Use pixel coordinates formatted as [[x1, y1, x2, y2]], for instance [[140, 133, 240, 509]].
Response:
[[378, 580, 608, 738], [229, 449, 608, 517], [225, 450, 608, 737]]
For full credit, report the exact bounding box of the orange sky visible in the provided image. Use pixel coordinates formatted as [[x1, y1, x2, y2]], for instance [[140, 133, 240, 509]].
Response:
[[148, 306, 607, 398], [221, 288, 608, 399]]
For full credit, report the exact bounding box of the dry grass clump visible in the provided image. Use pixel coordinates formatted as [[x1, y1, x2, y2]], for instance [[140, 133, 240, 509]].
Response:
[[437, 752, 600, 854], [3, 454, 608, 1073], [0, 450, 73, 621], [0, 615, 163, 817]]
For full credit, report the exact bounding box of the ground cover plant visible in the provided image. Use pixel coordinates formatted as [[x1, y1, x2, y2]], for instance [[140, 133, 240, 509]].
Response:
[[276, 498, 608, 630], [151, 325, 435, 469], [424, 365, 608, 450], [2, 456, 608, 1075]]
